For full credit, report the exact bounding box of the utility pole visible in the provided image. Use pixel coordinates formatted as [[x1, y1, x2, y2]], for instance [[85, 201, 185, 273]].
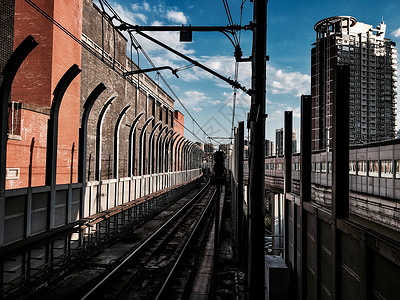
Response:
[[248, 0, 267, 298]]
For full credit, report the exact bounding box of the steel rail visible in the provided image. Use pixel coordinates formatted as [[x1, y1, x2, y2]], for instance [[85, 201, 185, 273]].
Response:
[[155, 185, 216, 299], [80, 177, 211, 299]]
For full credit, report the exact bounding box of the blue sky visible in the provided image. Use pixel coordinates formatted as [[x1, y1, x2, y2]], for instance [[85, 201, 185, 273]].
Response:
[[106, 0, 400, 147]]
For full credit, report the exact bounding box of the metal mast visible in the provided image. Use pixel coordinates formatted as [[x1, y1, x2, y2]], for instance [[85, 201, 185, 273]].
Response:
[[248, 0, 268, 298]]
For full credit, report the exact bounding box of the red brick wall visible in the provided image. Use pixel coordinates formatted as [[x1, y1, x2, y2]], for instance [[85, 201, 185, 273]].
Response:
[[174, 110, 184, 136], [12, 0, 53, 108], [6, 0, 82, 189], [6, 110, 48, 189], [52, 0, 82, 184]]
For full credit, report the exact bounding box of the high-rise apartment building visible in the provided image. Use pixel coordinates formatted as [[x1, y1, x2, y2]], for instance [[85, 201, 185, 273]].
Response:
[[292, 129, 297, 153], [265, 139, 274, 156], [275, 128, 284, 156], [275, 128, 296, 156], [311, 16, 397, 150]]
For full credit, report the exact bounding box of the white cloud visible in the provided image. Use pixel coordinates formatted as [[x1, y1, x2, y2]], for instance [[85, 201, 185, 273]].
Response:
[[167, 10, 188, 24], [210, 100, 222, 105], [193, 107, 203, 112], [267, 106, 300, 122], [131, 30, 195, 61], [177, 56, 309, 98], [182, 90, 211, 107], [135, 13, 147, 23], [177, 55, 251, 92], [130, 2, 150, 11], [267, 65, 310, 97], [222, 90, 251, 108], [143, 2, 150, 11], [391, 28, 400, 37], [110, 2, 147, 25]]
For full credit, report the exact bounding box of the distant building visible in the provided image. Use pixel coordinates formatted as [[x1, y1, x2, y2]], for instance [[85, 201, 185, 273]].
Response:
[[244, 140, 249, 158], [275, 128, 284, 156], [292, 129, 297, 153], [174, 110, 185, 136], [276, 128, 297, 156], [219, 144, 231, 155], [312, 16, 397, 150], [266, 139, 274, 156], [204, 143, 214, 154], [195, 142, 204, 151]]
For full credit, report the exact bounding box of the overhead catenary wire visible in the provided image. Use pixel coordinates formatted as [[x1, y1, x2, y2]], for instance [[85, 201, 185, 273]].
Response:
[[128, 34, 221, 145], [96, 0, 223, 145], [173, 117, 208, 145], [222, 0, 239, 45], [230, 0, 248, 141], [26, 0, 229, 146]]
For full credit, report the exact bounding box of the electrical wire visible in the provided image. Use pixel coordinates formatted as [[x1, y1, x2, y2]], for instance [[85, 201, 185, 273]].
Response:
[[238, 0, 247, 44], [173, 116, 207, 145], [24, 0, 100, 60], [222, 0, 238, 45], [96, 0, 223, 145], [26, 0, 226, 146], [230, 0, 248, 141], [128, 33, 222, 145], [176, 64, 195, 71]]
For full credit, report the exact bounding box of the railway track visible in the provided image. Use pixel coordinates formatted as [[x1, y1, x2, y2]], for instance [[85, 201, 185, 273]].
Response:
[[31, 177, 216, 299], [79, 177, 215, 299]]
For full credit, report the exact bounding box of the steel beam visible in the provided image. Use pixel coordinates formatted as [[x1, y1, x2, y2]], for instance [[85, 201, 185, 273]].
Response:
[[284, 111, 293, 264], [284, 111, 293, 194], [128, 111, 144, 176], [299, 94, 311, 299], [95, 94, 116, 181], [78, 83, 106, 218], [113, 105, 131, 178], [161, 129, 173, 173], [79, 83, 106, 182], [45, 64, 81, 187], [0, 35, 38, 246], [168, 132, 180, 172], [332, 65, 350, 219], [236, 122, 244, 266], [174, 136, 185, 172], [155, 126, 168, 173], [46, 64, 81, 230], [116, 24, 250, 32], [133, 30, 248, 93], [138, 117, 154, 176], [247, 0, 268, 297], [148, 121, 162, 174], [331, 65, 350, 299]]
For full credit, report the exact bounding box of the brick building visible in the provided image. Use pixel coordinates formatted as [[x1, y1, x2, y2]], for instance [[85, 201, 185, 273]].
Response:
[[1, 0, 179, 188], [81, 0, 176, 180], [173, 110, 185, 136], [2, 0, 83, 188]]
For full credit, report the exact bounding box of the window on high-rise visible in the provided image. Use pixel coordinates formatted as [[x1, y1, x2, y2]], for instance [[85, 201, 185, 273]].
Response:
[[358, 161, 367, 176], [368, 160, 379, 177], [349, 161, 357, 174], [380, 160, 393, 178]]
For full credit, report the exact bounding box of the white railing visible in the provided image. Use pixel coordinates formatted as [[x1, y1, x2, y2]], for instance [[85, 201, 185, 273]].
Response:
[[83, 169, 201, 217]]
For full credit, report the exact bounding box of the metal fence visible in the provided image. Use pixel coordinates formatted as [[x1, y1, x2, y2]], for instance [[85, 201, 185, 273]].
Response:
[[0, 171, 202, 297]]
